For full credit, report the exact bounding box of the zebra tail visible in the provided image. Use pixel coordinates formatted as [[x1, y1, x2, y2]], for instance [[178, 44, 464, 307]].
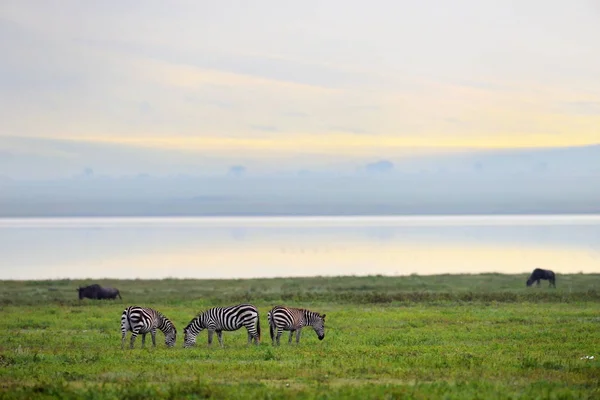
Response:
[[268, 312, 274, 341], [126, 308, 133, 331]]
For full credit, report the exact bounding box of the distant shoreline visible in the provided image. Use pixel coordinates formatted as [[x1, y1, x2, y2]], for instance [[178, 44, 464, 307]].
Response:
[[2, 272, 599, 283], [2, 211, 600, 219]]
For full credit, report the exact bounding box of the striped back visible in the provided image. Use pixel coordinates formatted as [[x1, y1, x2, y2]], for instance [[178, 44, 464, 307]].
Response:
[[183, 304, 260, 347]]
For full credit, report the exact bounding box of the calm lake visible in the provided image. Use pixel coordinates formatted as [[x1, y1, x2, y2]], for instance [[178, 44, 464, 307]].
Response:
[[1, 215, 599, 280]]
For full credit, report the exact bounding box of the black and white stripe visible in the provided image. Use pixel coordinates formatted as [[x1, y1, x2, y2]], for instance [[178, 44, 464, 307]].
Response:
[[268, 306, 326, 345], [121, 306, 177, 349], [183, 304, 260, 347]]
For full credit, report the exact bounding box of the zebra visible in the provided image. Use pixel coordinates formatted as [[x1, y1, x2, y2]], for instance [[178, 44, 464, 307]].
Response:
[[183, 304, 260, 348], [120, 306, 177, 349], [268, 306, 326, 345]]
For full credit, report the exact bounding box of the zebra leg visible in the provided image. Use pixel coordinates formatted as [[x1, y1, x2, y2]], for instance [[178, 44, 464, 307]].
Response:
[[141, 333, 147, 348], [208, 329, 214, 346], [151, 329, 157, 347], [275, 329, 283, 346], [121, 318, 129, 350], [130, 331, 139, 349], [216, 331, 224, 347], [295, 328, 302, 344], [247, 331, 252, 345], [288, 330, 294, 344]]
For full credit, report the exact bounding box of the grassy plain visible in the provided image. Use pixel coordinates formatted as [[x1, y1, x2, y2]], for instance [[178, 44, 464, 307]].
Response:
[[0, 274, 599, 399]]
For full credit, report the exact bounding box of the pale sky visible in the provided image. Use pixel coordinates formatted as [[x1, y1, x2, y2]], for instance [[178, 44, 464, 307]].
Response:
[[1, 0, 600, 168]]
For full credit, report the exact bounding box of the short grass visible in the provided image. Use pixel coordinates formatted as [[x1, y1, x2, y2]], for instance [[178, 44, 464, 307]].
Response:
[[0, 274, 599, 399]]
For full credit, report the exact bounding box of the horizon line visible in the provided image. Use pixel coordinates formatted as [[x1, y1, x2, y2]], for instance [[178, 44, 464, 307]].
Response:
[[3, 134, 599, 155]]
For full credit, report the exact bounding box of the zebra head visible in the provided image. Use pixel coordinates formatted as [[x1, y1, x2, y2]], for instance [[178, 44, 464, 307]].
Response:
[[183, 325, 201, 348], [311, 313, 326, 341], [164, 326, 177, 347]]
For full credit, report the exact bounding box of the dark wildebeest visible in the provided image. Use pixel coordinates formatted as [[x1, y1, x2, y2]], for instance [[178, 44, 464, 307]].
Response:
[[526, 268, 556, 288], [77, 284, 122, 300]]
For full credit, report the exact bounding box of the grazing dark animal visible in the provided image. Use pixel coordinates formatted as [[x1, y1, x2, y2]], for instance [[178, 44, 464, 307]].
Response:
[[526, 268, 556, 288], [183, 304, 260, 348], [121, 306, 177, 349], [77, 284, 122, 300], [268, 306, 326, 345]]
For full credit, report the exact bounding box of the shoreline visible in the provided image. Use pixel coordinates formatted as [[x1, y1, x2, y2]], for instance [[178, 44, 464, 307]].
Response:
[[2, 211, 600, 219], [2, 271, 599, 283]]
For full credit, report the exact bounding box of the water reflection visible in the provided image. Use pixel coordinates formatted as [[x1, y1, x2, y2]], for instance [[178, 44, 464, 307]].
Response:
[[1, 215, 599, 280]]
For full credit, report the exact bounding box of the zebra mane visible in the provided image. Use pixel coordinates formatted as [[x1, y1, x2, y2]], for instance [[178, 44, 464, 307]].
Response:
[[190, 305, 224, 320], [191, 310, 207, 321], [156, 312, 176, 333], [183, 307, 220, 332], [183, 312, 205, 330]]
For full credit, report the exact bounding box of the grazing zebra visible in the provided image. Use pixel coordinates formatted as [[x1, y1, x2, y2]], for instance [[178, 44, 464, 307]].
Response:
[[120, 306, 177, 349], [183, 304, 260, 348], [268, 306, 326, 345]]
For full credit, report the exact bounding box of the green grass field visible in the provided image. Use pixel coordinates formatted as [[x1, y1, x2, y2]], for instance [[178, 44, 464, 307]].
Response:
[[1, 274, 599, 399]]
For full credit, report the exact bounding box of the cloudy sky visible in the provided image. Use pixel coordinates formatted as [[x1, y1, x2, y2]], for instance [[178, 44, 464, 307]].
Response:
[[1, 0, 599, 177]]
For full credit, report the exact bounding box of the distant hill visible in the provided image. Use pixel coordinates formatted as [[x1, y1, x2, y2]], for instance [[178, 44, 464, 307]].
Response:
[[0, 142, 598, 216]]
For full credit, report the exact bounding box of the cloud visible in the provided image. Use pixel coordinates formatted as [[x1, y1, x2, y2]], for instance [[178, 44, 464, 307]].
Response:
[[560, 101, 600, 116], [365, 160, 394, 174], [184, 95, 235, 110], [442, 118, 464, 125], [281, 111, 309, 118], [228, 165, 247, 177], [250, 125, 279, 132], [1, 0, 599, 160], [453, 80, 509, 92], [138, 102, 152, 114], [345, 105, 382, 112], [328, 126, 367, 135], [181, 51, 379, 90], [122, 54, 338, 95]]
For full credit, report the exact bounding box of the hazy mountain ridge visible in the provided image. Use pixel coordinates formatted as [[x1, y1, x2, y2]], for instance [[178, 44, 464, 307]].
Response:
[[1, 143, 599, 216]]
